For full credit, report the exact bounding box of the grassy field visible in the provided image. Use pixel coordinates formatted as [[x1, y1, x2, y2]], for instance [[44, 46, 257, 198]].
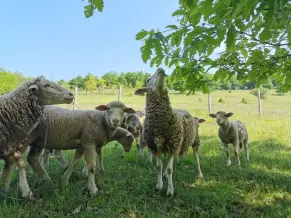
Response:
[[1, 89, 291, 217]]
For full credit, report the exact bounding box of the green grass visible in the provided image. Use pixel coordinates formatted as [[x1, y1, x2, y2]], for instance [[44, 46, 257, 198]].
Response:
[[1, 89, 291, 217]]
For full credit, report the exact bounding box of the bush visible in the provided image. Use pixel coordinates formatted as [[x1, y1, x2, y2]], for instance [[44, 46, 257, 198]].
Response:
[[250, 88, 268, 99], [218, 98, 225, 103], [241, 98, 247, 104], [198, 98, 202, 102]]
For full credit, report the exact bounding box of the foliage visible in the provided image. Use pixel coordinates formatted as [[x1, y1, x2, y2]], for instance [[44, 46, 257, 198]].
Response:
[[68, 76, 85, 89], [83, 0, 104, 18], [136, 0, 291, 94], [218, 98, 225, 103], [85, 74, 97, 95], [250, 88, 269, 99], [242, 97, 248, 104]]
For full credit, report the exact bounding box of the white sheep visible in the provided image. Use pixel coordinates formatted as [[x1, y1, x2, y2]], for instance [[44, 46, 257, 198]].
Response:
[[135, 68, 203, 197], [27, 101, 135, 196], [0, 77, 73, 200], [209, 111, 249, 166]]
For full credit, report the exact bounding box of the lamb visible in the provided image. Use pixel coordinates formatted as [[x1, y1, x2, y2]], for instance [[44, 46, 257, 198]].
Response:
[[26, 101, 135, 196], [0, 76, 74, 200], [134, 68, 203, 196], [209, 111, 249, 166], [41, 127, 135, 172]]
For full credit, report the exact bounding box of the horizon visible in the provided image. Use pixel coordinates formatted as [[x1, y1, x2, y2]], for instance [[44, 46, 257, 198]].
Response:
[[0, 1, 179, 81]]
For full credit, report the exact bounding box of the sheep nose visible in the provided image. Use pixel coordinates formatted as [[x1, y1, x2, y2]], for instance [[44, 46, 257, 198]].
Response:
[[68, 92, 74, 96], [113, 119, 119, 124]]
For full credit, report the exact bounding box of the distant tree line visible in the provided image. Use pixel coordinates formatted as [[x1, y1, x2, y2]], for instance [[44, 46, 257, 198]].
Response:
[[0, 67, 285, 95]]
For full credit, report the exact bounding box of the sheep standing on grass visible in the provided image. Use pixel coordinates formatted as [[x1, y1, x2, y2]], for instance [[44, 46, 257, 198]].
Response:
[[42, 127, 135, 172], [135, 68, 203, 197], [27, 101, 135, 196], [0, 77, 74, 200], [209, 111, 249, 166]]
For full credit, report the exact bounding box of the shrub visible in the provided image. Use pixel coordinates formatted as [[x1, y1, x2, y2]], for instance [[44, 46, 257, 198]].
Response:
[[241, 98, 247, 104], [250, 88, 268, 99], [218, 98, 225, 103]]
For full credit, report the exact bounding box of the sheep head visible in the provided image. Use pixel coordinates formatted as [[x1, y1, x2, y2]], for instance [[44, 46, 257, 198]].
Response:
[[95, 101, 136, 129], [135, 68, 169, 97], [28, 76, 74, 105], [209, 111, 233, 126]]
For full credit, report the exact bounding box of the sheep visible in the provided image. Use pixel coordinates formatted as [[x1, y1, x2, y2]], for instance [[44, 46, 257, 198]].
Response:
[[134, 68, 203, 197], [209, 111, 249, 166], [0, 76, 74, 200], [26, 101, 135, 196], [41, 127, 134, 172]]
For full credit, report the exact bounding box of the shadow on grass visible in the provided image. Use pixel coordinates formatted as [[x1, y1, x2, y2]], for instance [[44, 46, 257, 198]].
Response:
[[1, 137, 291, 217]]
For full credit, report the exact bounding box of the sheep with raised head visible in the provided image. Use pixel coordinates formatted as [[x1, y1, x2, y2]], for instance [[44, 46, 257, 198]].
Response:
[[27, 101, 135, 196], [134, 68, 203, 197], [209, 111, 249, 166], [0, 77, 74, 200]]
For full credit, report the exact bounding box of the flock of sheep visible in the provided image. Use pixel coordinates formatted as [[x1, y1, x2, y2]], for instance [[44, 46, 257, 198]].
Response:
[[0, 68, 249, 201]]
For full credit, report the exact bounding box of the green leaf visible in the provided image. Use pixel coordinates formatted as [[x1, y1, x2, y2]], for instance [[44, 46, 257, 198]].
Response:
[[288, 27, 291, 46], [84, 5, 94, 18], [136, 29, 149, 40], [213, 68, 228, 80], [166, 25, 178, 30], [150, 56, 159, 68], [172, 9, 184, 17], [154, 40, 163, 56], [285, 74, 291, 85], [259, 28, 272, 42], [92, 0, 104, 12], [226, 24, 236, 50], [165, 56, 169, 66], [140, 40, 153, 63]]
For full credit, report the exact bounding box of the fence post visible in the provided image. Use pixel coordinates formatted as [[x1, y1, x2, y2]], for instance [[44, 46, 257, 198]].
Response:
[[258, 88, 262, 117], [118, 86, 122, 101], [208, 93, 212, 113]]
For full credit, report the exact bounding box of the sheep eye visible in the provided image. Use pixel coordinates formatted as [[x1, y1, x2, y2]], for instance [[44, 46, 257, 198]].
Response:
[[44, 84, 51, 88]]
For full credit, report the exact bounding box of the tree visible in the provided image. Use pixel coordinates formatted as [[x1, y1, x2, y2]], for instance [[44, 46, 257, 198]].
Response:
[[68, 76, 85, 89], [136, 0, 291, 94], [102, 71, 119, 88], [85, 75, 97, 96]]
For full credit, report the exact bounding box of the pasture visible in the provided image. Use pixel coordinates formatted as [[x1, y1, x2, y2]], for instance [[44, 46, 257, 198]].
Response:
[[1, 89, 291, 217]]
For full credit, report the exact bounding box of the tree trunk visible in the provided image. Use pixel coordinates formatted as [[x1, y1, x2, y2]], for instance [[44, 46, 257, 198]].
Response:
[[208, 93, 212, 114], [258, 88, 262, 117]]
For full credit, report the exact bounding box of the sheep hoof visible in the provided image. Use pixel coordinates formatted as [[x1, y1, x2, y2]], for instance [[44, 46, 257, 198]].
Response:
[[166, 187, 174, 197], [155, 183, 163, 191], [196, 173, 203, 179], [23, 191, 34, 201], [226, 160, 231, 166], [89, 186, 98, 196], [163, 172, 168, 179]]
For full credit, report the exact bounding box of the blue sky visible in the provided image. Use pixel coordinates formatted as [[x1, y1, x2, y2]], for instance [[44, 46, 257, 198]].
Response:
[[0, 0, 179, 81]]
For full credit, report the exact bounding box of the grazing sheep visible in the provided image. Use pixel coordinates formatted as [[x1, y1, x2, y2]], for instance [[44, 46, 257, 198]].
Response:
[[42, 127, 134, 172], [135, 68, 203, 197], [0, 77, 74, 200], [209, 111, 249, 166], [120, 111, 145, 154], [27, 101, 135, 196]]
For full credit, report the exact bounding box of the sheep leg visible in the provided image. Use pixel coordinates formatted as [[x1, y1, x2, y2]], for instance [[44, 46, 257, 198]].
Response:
[[148, 149, 153, 164], [165, 155, 175, 197], [137, 136, 144, 156], [193, 147, 203, 179], [97, 148, 104, 174], [0, 159, 16, 191], [222, 142, 231, 166], [42, 149, 51, 169], [84, 145, 98, 196], [82, 162, 88, 177], [27, 146, 51, 182], [155, 158, 163, 191], [54, 150, 68, 169], [61, 147, 84, 186], [234, 139, 240, 166], [244, 138, 249, 161], [14, 151, 34, 200]]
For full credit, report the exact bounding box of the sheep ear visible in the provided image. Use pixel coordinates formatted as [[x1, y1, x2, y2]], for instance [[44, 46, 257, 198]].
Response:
[[135, 88, 147, 96], [225, 112, 233, 117], [126, 132, 133, 138], [209, 114, 216, 118], [198, 119, 206, 123], [95, 105, 108, 111], [136, 111, 145, 117], [28, 84, 38, 94], [124, 107, 136, 114]]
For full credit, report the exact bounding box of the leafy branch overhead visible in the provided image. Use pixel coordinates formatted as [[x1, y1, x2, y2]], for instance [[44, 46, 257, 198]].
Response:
[[83, 0, 104, 18], [136, 0, 291, 94]]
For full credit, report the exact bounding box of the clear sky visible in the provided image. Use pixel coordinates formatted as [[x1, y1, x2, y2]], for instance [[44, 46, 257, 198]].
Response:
[[0, 0, 179, 81]]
